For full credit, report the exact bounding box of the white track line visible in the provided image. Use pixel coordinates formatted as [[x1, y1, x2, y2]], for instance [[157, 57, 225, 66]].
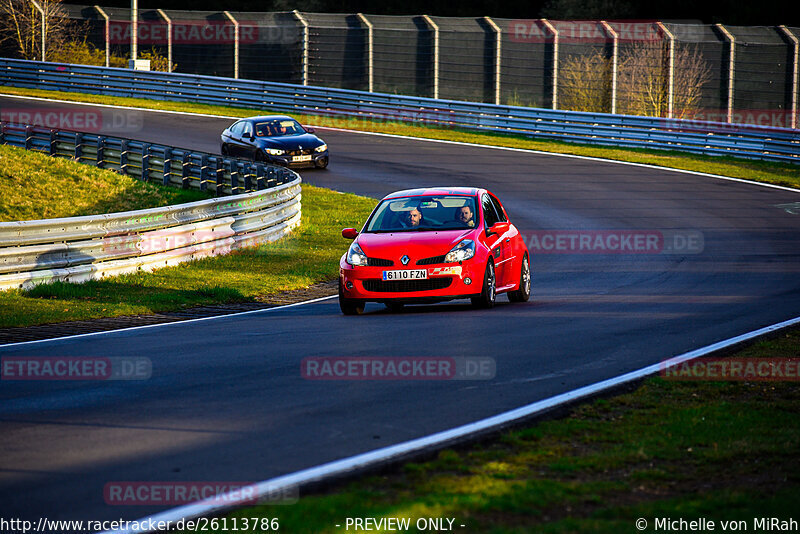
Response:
[[0, 295, 337, 349], [104, 314, 800, 533], [3, 93, 799, 194]]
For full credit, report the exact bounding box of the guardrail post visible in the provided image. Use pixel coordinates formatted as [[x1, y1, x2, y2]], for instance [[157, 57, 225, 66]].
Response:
[[94, 6, 110, 68], [74, 132, 83, 160], [0, 123, 5, 145], [141, 144, 151, 181], [25, 126, 33, 150], [224, 11, 239, 79], [120, 139, 129, 175], [484, 16, 501, 105], [422, 15, 440, 99], [357, 13, 374, 92], [156, 9, 172, 72], [267, 167, 276, 188], [181, 152, 191, 189], [96, 137, 105, 168], [215, 156, 225, 196], [49, 130, 57, 156], [716, 23, 736, 124], [293, 10, 309, 86], [163, 147, 172, 186], [199, 154, 209, 191], [601, 21, 618, 115], [230, 160, 241, 194], [244, 164, 253, 191], [541, 19, 559, 110], [255, 164, 266, 190], [780, 26, 799, 129]]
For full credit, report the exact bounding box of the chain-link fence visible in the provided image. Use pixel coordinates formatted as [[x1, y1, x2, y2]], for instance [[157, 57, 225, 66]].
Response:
[[3, 6, 798, 129]]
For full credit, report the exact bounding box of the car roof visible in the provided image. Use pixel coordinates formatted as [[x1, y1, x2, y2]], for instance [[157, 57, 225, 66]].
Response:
[[382, 187, 482, 199], [242, 115, 296, 123]]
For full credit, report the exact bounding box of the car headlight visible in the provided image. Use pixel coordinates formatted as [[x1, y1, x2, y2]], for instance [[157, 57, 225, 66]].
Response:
[[346, 242, 369, 266], [315, 144, 328, 153], [266, 148, 285, 156], [444, 239, 475, 263]]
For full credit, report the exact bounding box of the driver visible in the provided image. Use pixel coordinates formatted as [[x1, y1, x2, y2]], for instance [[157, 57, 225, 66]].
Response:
[[456, 206, 475, 227], [401, 208, 422, 228]]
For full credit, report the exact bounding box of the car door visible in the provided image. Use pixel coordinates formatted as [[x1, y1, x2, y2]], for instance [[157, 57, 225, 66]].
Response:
[[488, 193, 515, 288], [226, 121, 245, 157], [481, 193, 508, 287], [240, 121, 257, 159]]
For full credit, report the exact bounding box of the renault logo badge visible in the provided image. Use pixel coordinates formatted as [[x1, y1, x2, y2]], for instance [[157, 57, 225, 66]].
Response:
[[401, 255, 410, 265]]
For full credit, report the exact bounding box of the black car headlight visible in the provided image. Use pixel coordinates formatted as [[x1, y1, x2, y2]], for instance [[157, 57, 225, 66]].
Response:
[[444, 239, 475, 263], [346, 242, 369, 266], [314, 144, 328, 153], [266, 148, 285, 156]]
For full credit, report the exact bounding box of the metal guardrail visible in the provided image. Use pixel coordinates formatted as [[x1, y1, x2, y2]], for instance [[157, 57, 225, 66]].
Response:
[[0, 122, 297, 196], [1, 58, 799, 163], [0, 178, 302, 291]]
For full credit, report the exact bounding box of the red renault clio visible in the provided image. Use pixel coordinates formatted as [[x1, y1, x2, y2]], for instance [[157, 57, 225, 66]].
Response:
[[339, 187, 531, 314]]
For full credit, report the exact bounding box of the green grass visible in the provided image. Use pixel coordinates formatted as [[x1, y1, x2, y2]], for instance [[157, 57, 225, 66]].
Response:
[[0, 183, 375, 328], [193, 329, 800, 533], [1, 85, 798, 189], [0, 144, 208, 221]]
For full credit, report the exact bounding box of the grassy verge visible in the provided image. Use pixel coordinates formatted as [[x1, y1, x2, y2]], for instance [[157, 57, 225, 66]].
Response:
[[1, 86, 798, 189], [211, 329, 800, 533], [0, 183, 375, 328], [0, 144, 208, 221]]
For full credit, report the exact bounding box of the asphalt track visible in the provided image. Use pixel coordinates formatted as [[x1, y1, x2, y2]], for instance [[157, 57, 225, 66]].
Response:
[[1, 95, 800, 525]]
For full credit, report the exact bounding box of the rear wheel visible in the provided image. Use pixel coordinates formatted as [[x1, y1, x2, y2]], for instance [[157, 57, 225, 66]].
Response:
[[471, 261, 496, 309], [339, 279, 365, 315], [508, 254, 531, 302]]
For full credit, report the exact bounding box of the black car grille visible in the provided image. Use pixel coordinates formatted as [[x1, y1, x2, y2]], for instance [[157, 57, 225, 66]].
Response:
[[416, 254, 447, 265], [286, 148, 315, 156], [367, 257, 393, 267], [363, 278, 452, 293]]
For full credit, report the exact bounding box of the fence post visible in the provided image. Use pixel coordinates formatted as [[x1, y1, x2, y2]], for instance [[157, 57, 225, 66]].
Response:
[[215, 156, 225, 196], [181, 152, 191, 189], [224, 11, 239, 79], [656, 22, 675, 119], [141, 144, 151, 181], [716, 23, 735, 124], [230, 160, 240, 194], [601, 21, 618, 115], [156, 9, 172, 72], [422, 15, 439, 99], [357, 13, 373, 92], [49, 130, 57, 156], [74, 132, 83, 160], [94, 6, 110, 68], [244, 164, 253, 191], [199, 154, 209, 191], [484, 16, 501, 106], [779, 26, 799, 129], [255, 164, 266, 190], [120, 139, 129, 175], [131, 0, 138, 62], [30, 0, 45, 61], [24, 126, 32, 150], [541, 19, 558, 110], [96, 136, 105, 168], [163, 147, 172, 186], [293, 10, 309, 86]]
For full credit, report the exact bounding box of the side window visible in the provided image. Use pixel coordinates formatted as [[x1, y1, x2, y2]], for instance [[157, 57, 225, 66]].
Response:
[[489, 195, 507, 222], [230, 121, 244, 136], [242, 122, 253, 137], [482, 194, 500, 228]]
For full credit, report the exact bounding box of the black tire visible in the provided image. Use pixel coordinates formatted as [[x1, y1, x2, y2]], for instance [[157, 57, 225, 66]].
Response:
[[384, 302, 404, 313], [508, 254, 531, 303], [315, 156, 329, 169], [471, 261, 496, 309], [221, 143, 229, 157], [254, 150, 267, 163], [339, 279, 365, 315]]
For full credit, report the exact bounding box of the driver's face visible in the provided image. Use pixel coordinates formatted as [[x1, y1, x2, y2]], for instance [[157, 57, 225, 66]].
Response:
[[407, 209, 422, 226], [457, 207, 473, 222]]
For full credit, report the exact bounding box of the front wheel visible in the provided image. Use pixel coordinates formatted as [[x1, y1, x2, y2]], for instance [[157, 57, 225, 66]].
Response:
[[339, 279, 365, 315], [471, 261, 496, 309], [315, 156, 329, 169], [508, 254, 531, 302], [221, 143, 229, 157]]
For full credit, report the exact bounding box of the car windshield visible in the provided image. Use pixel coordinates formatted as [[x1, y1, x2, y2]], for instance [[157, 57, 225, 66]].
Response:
[[254, 119, 305, 137], [363, 195, 479, 233]]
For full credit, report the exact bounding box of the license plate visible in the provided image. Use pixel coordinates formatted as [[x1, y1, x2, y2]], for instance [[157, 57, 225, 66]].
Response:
[[382, 269, 427, 281], [292, 155, 312, 162]]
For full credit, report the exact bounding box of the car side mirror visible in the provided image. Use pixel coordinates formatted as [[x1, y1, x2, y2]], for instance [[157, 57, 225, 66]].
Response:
[[248, 134, 255, 141], [486, 221, 510, 237], [342, 228, 359, 239], [304, 126, 316, 133]]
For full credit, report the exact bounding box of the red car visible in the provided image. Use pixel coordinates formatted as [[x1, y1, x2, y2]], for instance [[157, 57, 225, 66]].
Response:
[[338, 187, 531, 314]]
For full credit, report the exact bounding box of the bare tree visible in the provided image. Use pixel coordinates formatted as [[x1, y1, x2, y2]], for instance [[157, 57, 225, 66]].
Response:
[[558, 53, 612, 113], [0, 0, 75, 60]]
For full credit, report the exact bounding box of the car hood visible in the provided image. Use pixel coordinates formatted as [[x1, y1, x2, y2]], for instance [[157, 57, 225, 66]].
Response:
[[357, 229, 474, 261], [256, 134, 322, 150]]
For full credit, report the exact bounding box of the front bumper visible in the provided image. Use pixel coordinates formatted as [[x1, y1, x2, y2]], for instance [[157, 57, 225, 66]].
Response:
[[269, 151, 328, 168], [339, 258, 483, 302]]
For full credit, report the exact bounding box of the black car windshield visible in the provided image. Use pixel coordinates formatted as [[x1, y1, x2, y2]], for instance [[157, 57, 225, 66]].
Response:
[[364, 195, 479, 232], [254, 119, 305, 137]]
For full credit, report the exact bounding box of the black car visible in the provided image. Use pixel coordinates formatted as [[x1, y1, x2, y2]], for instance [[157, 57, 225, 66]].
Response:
[[220, 115, 329, 169]]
